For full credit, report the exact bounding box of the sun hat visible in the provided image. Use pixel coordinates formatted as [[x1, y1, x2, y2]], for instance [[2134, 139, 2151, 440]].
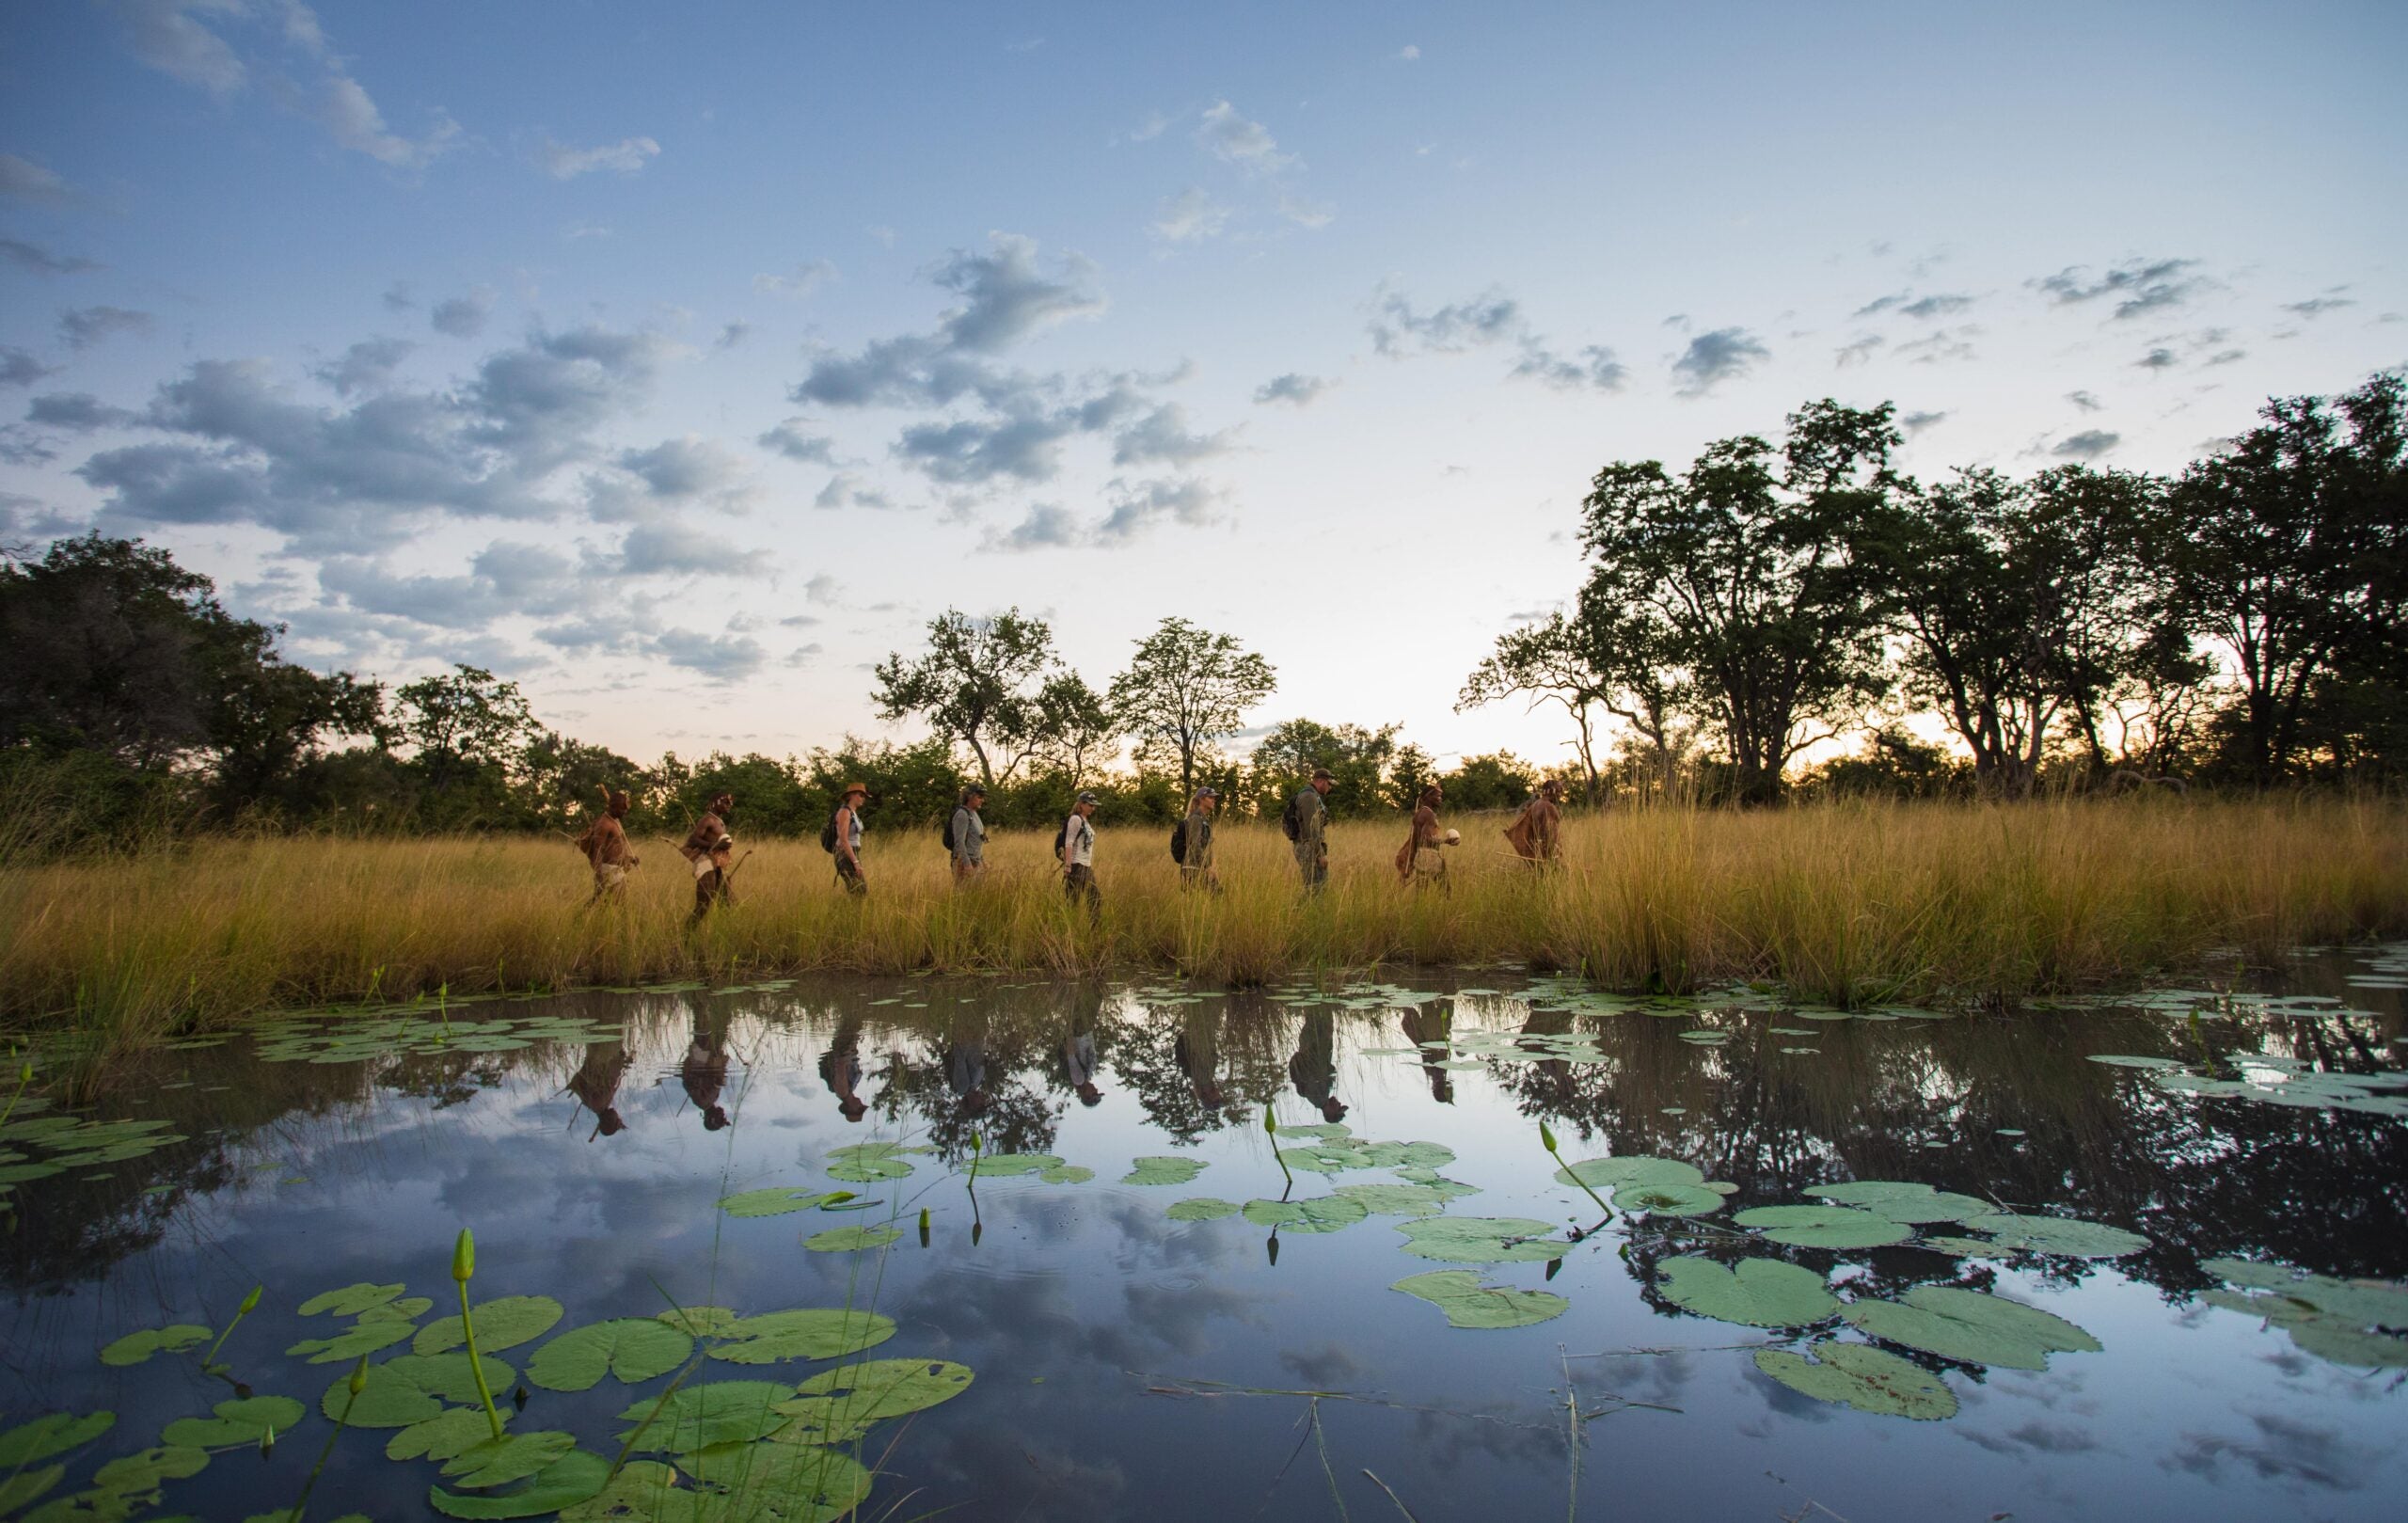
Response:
[[1310, 766, 1335, 781], [843, 782, 868, 799]]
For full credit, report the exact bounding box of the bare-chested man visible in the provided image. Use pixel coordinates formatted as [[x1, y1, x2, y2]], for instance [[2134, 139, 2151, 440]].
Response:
[[682, 792, 737, 921], [1395, 783, 1450, 890], [575, 785, 641, 903], [1504, 778, 1566, 867]]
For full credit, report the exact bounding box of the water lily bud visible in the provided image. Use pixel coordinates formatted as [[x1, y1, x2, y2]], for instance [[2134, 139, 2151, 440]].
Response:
[[239, 1284, 262, 1314], [452, 1228, 475, 1284], [259, 1424, 276, 1456], [969, 1131, 983, 1153], [1262, 1110, 1277, 1136], [348, 1356, 369, 1396], [1266, 1233, 1279, 1266], [917, 1207, 930, 1247], [826, 1191, 858, 1204], [1539, 1120, 1558, 1154]]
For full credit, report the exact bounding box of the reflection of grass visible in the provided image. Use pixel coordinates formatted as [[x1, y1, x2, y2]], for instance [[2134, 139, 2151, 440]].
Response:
[[3, 800, 2403, 1051]]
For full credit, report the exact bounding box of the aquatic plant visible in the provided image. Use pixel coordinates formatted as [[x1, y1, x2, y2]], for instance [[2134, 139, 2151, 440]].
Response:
[[451, 1230, 506, 1442]]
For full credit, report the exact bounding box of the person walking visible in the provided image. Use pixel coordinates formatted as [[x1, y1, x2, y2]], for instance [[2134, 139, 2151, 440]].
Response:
[[575, 785, 641, 904], [1179, 786, 1220, 892], [949, 784, 989, 884], [1504, 778, 1566, 867], [1286, 766, 1334, 894], [1396, 782, 1452, 890], [682, 791, 737, 920], [832, 783, 869, 896], [1060, 788, 1101, 918]]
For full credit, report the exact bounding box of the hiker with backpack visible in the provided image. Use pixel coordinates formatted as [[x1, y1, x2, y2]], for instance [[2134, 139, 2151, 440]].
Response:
[[824, 783, 869, 896], [1059, 788, 1101, 918], [947, 785, 988, 884], [1176, 786, 1220, 893], [1285, 767, 1335, 893]]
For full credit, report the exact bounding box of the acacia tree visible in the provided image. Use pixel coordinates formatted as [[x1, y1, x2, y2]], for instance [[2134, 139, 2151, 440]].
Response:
[[1578, 400, 1896, 804], [1108, 616, 1277, 799], [394, 665, 535, 796], [1457, 606, 1686, 802], [872, 607, 1061, 788], [1029, 671, 1121, 787]]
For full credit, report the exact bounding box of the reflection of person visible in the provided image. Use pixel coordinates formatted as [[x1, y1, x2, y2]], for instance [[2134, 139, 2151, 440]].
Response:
[[681, 792, 737, 920], [1395, 783, 1450, 890], [833, 784, 869, 896], [575, 785, 641, 903], [945, 1010, 991, 1119], [1504, 779, 1565, 866], [1179, 787, 1221, 892], [1400, 1004, 1454, 1104], [950, 785, 988, 884], [682, 1010, 733, 1131], [1176, 1007, 1226, 1112], [1060, 790, 1101, 918], [1061, 986, 1105, 1107], [1289, 1009, 1347, 1123], [566, 1039, 632, 1138], [1288, 768, 1333, 893], [819, 1015, 868, 1122]]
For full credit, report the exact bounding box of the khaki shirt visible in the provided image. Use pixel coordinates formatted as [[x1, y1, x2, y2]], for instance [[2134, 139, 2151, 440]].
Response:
[[1290, 786, 1328, 851], [1181, 809, 1214, 870]]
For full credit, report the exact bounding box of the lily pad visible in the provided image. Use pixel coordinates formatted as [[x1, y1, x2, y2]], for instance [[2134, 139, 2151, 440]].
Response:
[[320, 1353, 517, 1428], [526, 1319, 695, 1392], [1958, 1213, 2147, 1259], [969, 1152, 1064, 1178], [1329, 1182, 1452, 1217], [415, 1295, 567, 1356], [824, 1142, 916, 1183], [99, 1324, 212, 1367], [680, 1441, 873, 1522], [2285, 1318, 2408, 1369], [1554, 1156, 1705, 1193], [1657, 1257, 1839, 1327], [1395, 1216, 1567, 1264], [1038, 1165, 1094, 1184], [389, 1407, 514, 1463], [618, 1383, 794, 1452], [1242, 1196, 1371, 1233], [1733, 1205, 1912, 1250], [1166, 1198, 1241, 1222], [803, 1225, 902, 1253], [1391, 1270, 1570, 1330], [656, 1307, 742, 1338], [288, 1316, 418, 1364], [299, 1281, 407, 1317], [1393, 1167, 1481, 1199], [1751, 1342, 1957, 1420], [90, 1443, 209, 1492], [441, 1430, 578, 1488], [557, 1461, 696, 1523], [708, 1309, 895, 1365], [721, 1189, 848, 1219], [0, 1412, 114, 1468], [1843, 1285, 2101, 1371], [770, 1358, 975, 1444], [1616, 1183, 1729, 1216], [160, 1395, 306, 1450], [1804, 1182, 1994, 1224], [429, 1448, 611, 1519], [1121, 1157, 1205, 1187]]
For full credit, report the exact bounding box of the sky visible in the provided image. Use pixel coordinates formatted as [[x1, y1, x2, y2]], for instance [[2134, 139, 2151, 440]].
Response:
[[3, 1, 2404, 773]]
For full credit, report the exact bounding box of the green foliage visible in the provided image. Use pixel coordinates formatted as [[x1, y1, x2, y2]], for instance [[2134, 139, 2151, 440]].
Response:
[[98, 1324, 211, 1367], [525, 1319, 694, 1392], [1394, 1216, 1565, 1264], [1109, 616, 1276, 797], [1656, 1256, 1839, 1327], [1731, 1204, 1913, 1249], [1751, 1341, 1958, 1420], [412, 1295, 565, 1356], [1244, 718, 1401, 820], [705, 1309, 895, 1365], [159, 1396, 304, 1450], [1843, 1284, 2101, 1370], [1391, 1270, 1570, 1329]]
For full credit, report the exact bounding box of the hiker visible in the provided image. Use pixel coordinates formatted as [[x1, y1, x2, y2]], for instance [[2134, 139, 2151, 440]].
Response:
[[949, 785, 989, 883], [1504, 778, 1566, 867], [832, 783, 869, 896], [944, 1008, 991, 1120], [682, 1008, 732, 1131], [1178, 786, 1220, 892], [1286, 767, 1334, 893], [682, 792, 737, 920], [1289, 1008, 1347, 1123], [1061, 985, 1105, 1107], [820, 1013, 868, 1122], [1175, 1007, 1226, 1115], [574, 785, 640, 903], [1400, 1002, 1455, 1105], [566, 1039, 631, 1139], [1396, 783, 1454, 889], [1060, 789, 1101, 917]]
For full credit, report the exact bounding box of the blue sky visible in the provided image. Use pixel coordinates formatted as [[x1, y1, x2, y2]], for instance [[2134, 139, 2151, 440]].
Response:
[[4, 1, 2403, 770]]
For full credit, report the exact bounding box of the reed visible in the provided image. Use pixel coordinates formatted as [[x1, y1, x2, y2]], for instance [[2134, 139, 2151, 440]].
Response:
[[1, 798, 2401, 1054]]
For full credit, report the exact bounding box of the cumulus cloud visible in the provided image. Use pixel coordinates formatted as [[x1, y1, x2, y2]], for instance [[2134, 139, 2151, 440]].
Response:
[[980, 502, 1082, 552], [753, 260, 837, 298], [536, 135, 660, 179], [1196, 101, 1299, 175], [756, 418, 834, 464], [313, 71, 461, 170], [59, 306, 155, 350], [895, 413, 1073, 485], [1899, 410, 1948, 435], [931, 233, 1106, 354], [2033, 258, 2207, 320], [606, 519, 771, 578], [1395, 44, 1421, 61], [1096, 476, 1221, 542], [2282, 294, 2353, 318], [2052, 429, 2119, 460], [1112, 403, 1236, 467], [1893, 325, 1980, 364], [0, 347, 62, 389], [815, 472, 895, 512], [315, 336, 415, 396], [1510, 341, 1627, 392], [2134, 347, 2179, 371], [0, 153, 72, 204], [1369, 286, 1522, 356], [2067, 389, 2104, 413], [1854, 292, 1973, 320], [1150, 186, 1229, 244], [1252, 373, 1330, 406], [25, 392, 139, 431], [462, 325, 676, 472], [430, 290, 493, 338], [649, 626, 766, 681], [0, 239, 102, 276], [1671, 327, 1768, 395], [714, 323, 749, 349], [107, 0, 247, 96], [1834, 335, 1883, 368]]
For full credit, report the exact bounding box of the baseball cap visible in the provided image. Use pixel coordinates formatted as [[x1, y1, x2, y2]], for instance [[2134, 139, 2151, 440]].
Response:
[[1075, 789, 1100, 804], [1310, 766, 1335, 781], [1196, 786, 1218, 799]]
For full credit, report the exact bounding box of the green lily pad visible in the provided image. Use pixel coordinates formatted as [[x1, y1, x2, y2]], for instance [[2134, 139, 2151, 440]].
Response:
[[1268, 1122, 1351, 1140], [972, 1152, 1064, 1178], [1395, 1216, 1567, 1264], [98, 1323, 212, 1367], [415, 1296, 567, 1356], [1657, 1257, 1839, 1327], [680, 1441, 873, 1522], [770, 1358, 975, 1444], [1554, 1156, 1705, 1193], [708, 1309, 895, 1365], [429, 1448, 610, 1519], [1391, 1270, 1570, 1329], [1916, 1236, 2001, 1257], [1242, 1196, 1371, 1233], [656, 1307, 742, 1338], [1843, 1285, 2101, 1371], [1733, 1205, 1912, 1249], [1166, 1198, 1241, 1221], [721, 1189, 848, 1219], [1392, 1167, 1481, 1199], [824, 1142, 916, 1183], [1958, 1213, 2147, 1259], [1751, 1341, 1957, 1420], [360, 1296, 436, 1324], [320, 1353, 517, 1428], [1038, 1165, 1094, 1184], [288, 1316, 418, 1364], [1122, 1157, 1206, 1186], [90, 1443, 210, 1491], [557, 1461, 697, 1523], [2285, 1317, 2408, 1369], [527, 1319, 695, 1392], [389, 1407, 514, 1463], [0, 1412, 115, 1467], [299, 1282, 407, 1317], [1616, 1182, 1729, 1216], [160, 1396, 306, 1450], [441, 1430, 578, 1488], [1804, 1182, 1994, 1224], [803, 1225, 902, 1253], [1329, 1182, 1452, 1216], [618, 1383, 794, 1452], [0, 1465, 61, 1515]]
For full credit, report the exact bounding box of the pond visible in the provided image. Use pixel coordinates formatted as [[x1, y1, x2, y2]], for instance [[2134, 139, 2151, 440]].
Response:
[[4, 945, 2405, 1522]]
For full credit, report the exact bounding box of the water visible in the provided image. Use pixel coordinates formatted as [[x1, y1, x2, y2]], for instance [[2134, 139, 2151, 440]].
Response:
[[4, 947, 2404, 1522]]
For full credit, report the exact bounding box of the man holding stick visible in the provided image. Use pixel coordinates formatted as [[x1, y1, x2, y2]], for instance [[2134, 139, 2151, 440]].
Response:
[[682, 791, 737, 921], [575, 785, 640, 903]]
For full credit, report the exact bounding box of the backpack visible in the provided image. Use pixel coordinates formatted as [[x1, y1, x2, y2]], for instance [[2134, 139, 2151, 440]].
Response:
[[1280, 789, 1305, 842], [941, 812, 956, 853], [819, 808, 841, 853], [1052, 824, 1068, 860], [1169, 820, 1188, 863]]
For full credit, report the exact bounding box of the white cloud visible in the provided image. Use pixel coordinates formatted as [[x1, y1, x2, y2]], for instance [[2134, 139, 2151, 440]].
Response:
[[537, 135, 661, 180], [0, 153, 71, 205], [1196, 101, 1299, 176], [1395, 44, 1421, 61], [753, 259, 838, 297], [1150, 187, 1230, 244]]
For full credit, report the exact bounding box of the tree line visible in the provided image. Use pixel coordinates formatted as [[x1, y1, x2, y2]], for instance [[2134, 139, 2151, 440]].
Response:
[[2, 373, 2398, 852]]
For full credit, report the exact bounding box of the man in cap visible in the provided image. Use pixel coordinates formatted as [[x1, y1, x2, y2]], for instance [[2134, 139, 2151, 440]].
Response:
[[1286, 766, 1335, 894], [682, 791, 737, 920], [1060, 788, 1101, 917], [833, 783, 869, 896], [575, 785, 641, 904], [1179, 785, 1221, 892], [1504, 778, 1567, 867], [949, 784, 988, 884]]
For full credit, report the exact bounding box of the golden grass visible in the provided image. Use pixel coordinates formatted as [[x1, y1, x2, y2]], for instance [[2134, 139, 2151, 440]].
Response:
[[3, 798, 2402, 1058]]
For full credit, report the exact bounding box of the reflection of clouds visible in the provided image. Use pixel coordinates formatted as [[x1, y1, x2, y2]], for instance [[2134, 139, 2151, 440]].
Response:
[[1280, 1341, 1363, 1387], [2167, 1411, 2375, 1491], [1958, 1418, 2105, 1456]]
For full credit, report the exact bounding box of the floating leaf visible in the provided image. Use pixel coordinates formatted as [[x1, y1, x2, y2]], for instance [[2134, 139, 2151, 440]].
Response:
[[160, 1396, 305, 1450], [1165, 1198, 1241, 1222], [971, 1152, 1063, 1177], [1392, 1167, 1481, 1199], [1395, 1216, 1566, 1264], [90, 1443, 209, 1492], [1616, 1183, 1728, 1216], [415, 1296, 567, 1356], [824, 1142, 915, 1182], [1553, 1156, 1704, 1193], [1958, 1213, 2147, 1259], [298, 1282, 407, 1317], [720, 1189, 847, 1219], [98, 1324, 212, 1367], [441, 1430, 578, 1488], [1391, 1270, 1570, 1329], [526, 1320, 694, 1392], [708, 1309, 895, 1365], [1804, 1182, 1993, 1224], [1038, 1165, 1094, 1184], [1329, 1182, 1451, 1217], [656, 1307, 741, 1338], [1657, 1257, 1839, 1327], [617, 1383, 792, 1452], [1733, 1205, 1911, 1250], [1751, 1342, 1957, 1420], [0, 1466, 61, 1515], [1844, 1285, 2100, 1371], [1242, 1196, 1371, 1233], [389, 1406, 514, 1463], [803, 1225, 901, 1253], [0, 1412, 114, 1468], [359, 1296, 436, 1324], [429, 1448, 611, 1519], [320, 1353, 516, 1428], [288, 1317, 418, 1364], [1121, 1157, 1205, 1187], [680, 1441, 872, 1521], [770, 1358, 975, 1444], [2284, 1318, 2408, 1369], [557, 1461, 696, 1523]]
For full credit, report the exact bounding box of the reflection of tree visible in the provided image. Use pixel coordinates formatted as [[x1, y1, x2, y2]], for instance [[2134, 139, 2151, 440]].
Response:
[[872, 1005, 1062, 1166]]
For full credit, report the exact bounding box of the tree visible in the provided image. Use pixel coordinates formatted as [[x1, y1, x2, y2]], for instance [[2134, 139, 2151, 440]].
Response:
[[1030, 672, 1121, 787], [393, 665, 535, 798], [1578, 400, 1898, 804], [1457, 607, 1684, 803], [1440, 751, 1542, 811], [1245, 719, 1400, 819], [873, 608, 1060, 788], [1108, 616, 1277, 799]]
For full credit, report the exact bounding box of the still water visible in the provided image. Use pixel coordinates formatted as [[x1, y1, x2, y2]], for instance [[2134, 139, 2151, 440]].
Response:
[[4, 947, 2404, 1522]]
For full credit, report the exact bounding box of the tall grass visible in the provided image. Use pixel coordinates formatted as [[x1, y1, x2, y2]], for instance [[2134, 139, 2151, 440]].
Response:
[[1, 798, 2401, 1057]]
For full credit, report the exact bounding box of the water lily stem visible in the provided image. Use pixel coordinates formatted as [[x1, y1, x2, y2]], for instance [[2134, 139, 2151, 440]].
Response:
[[452, 1228, 504, 1441], [288, 1355, 367, 1523], [201, 1283, 263, 1372], [1540, 1122, 1613, 1221]]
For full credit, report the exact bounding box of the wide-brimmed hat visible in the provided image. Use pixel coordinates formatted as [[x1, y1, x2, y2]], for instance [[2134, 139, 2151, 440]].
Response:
[[1310, 766, 1335, 781], [842, 782, 868, 799]]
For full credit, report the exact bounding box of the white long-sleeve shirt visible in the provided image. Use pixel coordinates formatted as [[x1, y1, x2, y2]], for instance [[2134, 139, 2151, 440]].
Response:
[[1062, 813, 1096, 868]]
